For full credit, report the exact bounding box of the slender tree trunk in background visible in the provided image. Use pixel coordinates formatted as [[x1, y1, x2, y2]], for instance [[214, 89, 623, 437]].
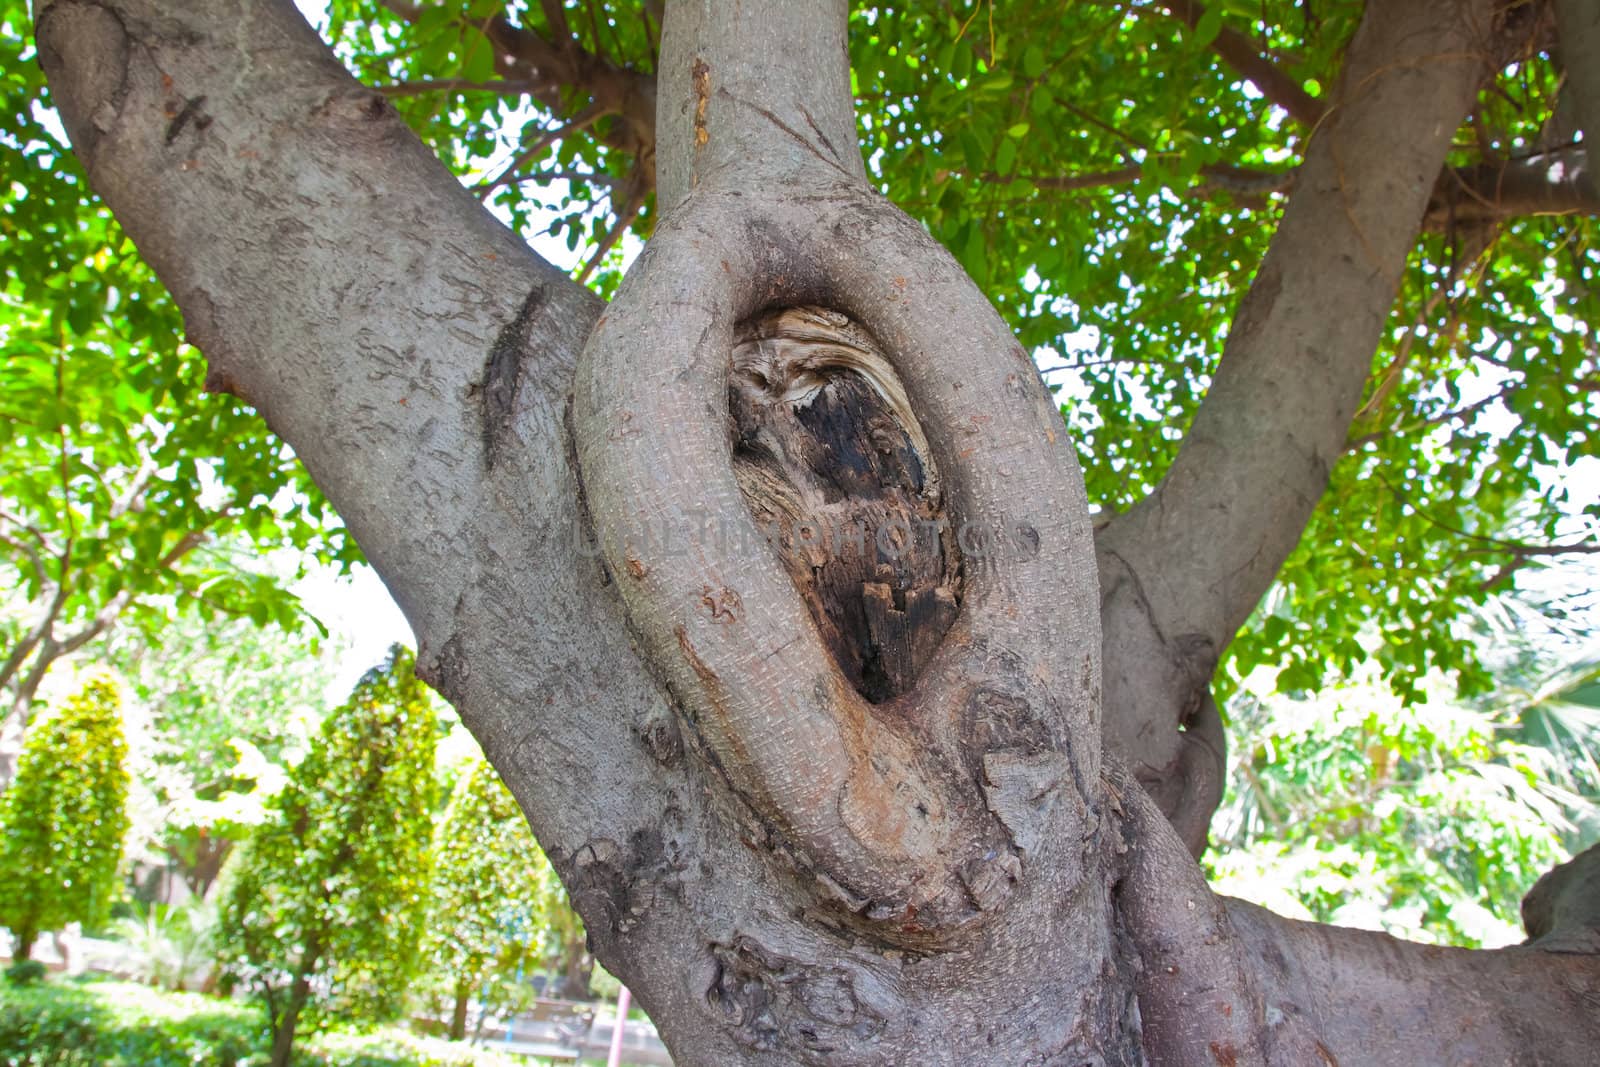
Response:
[[30, 0, 1600, 1062], [556, 939, 593, 1001], [449, 984, 470, 1042], [11, 927, 36, 963], [269, 967, 313, 1067]]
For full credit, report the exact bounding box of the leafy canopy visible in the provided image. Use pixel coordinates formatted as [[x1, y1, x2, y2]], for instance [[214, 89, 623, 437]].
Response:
[[421, 757, 572, 1029], [106, 601, 345, 899], [1, 2, 357, 723]]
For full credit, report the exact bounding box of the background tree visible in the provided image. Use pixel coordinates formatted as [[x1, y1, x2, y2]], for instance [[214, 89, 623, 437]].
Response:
[[27, 0, 1600, 1062], [422, 756, 558, 1040], [0, 673, 131, 961], [109, 596, 344, 902], [1211, 651, 1600, 946], [219, 646, 437, 1067]]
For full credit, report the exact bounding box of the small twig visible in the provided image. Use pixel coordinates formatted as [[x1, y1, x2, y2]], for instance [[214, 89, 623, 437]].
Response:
[[1345, 379, 1513, 451], [0, 533, 47, 587], [477, 103, 607, 197], [1375, 471, 1600, 561], [576, 187, 645, 283], [377, 78, 539, 98]]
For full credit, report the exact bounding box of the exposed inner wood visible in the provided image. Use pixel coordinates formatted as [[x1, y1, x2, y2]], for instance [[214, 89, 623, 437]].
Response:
[[729, 306, 961, 702]]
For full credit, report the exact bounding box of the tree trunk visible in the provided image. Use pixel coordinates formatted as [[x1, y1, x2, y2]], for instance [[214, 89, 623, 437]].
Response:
[[555, 938, 593, 1001], [269, 967, 313, 1067], [11, 927, 36, 963], [31, 0, 1600, 1063], [448, 984, 470, 1042]]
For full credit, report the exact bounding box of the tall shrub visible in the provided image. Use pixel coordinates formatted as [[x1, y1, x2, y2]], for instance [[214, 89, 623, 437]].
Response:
[[220, 646, 436, 1067], [0, 674, 131, 960]]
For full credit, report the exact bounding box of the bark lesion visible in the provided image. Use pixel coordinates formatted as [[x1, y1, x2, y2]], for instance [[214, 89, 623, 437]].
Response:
[[477, 282, 548, 469], [728, 306, 961, 704], [704, 936, 887, 1056]]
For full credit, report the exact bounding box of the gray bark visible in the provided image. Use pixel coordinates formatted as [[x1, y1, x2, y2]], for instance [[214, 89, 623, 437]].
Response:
[[31, 0, 1600, 1063], [1556, 0, 1600, 165]]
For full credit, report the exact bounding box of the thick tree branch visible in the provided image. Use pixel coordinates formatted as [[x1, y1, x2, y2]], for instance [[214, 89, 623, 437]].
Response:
[[1429, 147, 1600, 225], [481, 11, 657, 189], [1103, 0, 1497, 649], [996, 160, 1295, 200], [376, 1, 655, 192], [1225, 899, 1600, 1061], [584, 0, 1103, 939], [35, 5, 1067, 1061], [1555, 0, 1600, 158], [991, 148, 1600, 223], [1096, 0, 1499, 853], [33, 0, 596, 644], [1162, 0, 1324, 127]]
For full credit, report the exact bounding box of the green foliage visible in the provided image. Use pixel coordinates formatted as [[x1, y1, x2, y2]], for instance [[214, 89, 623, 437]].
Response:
[[0, 674, 131, 957], [842, 1, 1596, 703], [221, 647, 438, 1050], [0, 0, 356, 722], [106, 602, 345, 898], [318, 0, 659, 297], [0, 980, 253, 1067], [2, 961, 45, 987], [0, 0, 1585, 787], [1210, 649, 1600, 947], [0, 978, 525, 1066], [420, 758, 553, 1033], [111, 900, 219, 994]]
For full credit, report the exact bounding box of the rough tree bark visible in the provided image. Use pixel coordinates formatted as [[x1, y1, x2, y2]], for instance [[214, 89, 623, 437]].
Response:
[[30, 0, 1600, 1062]]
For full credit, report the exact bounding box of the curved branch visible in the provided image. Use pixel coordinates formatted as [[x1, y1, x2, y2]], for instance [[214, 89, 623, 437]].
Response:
[[1099, 0, 1498, 660], [1162, 0, 1324, 127]]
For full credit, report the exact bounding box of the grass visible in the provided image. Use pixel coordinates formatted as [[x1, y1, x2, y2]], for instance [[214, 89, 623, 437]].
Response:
[[0, 976, 533, 1067]]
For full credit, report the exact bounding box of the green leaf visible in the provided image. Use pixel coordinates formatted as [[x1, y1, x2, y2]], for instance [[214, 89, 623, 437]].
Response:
[[1022, 44, 1046, 79], [1193, 8, 1224, 49]]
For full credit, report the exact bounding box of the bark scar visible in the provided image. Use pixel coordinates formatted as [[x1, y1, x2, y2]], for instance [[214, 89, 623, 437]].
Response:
[[164, 95, 209, 144], [719, 88, 851, 178], [479, 282, 547, 469]]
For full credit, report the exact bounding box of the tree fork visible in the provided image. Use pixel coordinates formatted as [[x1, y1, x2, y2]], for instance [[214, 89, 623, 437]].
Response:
[[30, 0, 1600, 1063]]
